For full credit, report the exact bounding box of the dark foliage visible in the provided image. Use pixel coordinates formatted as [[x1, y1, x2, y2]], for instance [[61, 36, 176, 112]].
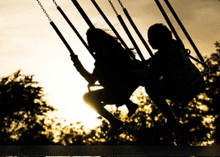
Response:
[[199, 41, 220, 144], [0, 70, 55, 145]]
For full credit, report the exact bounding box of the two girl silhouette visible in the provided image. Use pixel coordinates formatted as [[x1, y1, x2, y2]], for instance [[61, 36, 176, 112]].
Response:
[[71, 23, 205, 134]]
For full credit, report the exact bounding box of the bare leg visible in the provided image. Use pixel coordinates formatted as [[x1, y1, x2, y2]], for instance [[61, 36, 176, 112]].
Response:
[[83, 90, 123, 126]]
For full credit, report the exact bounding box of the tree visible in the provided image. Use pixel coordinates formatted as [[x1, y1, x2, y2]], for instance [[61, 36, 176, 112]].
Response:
[[47, 88, 213, 146], [195, 41, 220, 144], [0, 70, 55, 145]]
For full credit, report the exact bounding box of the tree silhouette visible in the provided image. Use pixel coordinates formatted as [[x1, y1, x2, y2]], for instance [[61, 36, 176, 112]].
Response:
[[195, 41, 220, 144], [0, 70, 55, 145], [45, 89, 212, 146]]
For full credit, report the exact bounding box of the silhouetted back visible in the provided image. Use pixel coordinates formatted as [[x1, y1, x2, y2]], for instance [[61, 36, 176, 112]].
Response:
[[147, 23, 205, 101], [86, 28, 135, 88], [86, 28, 133, 65]]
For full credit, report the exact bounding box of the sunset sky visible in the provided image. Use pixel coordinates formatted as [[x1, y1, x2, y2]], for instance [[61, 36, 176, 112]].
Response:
[[1, 0, 220, 127]]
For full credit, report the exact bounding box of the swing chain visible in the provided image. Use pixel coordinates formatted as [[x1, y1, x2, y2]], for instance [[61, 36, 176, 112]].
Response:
[[52, 0, 58, 7], [118, 0, 125, 9], [108, 0, 119, 16], [36, 0, 52, 22]]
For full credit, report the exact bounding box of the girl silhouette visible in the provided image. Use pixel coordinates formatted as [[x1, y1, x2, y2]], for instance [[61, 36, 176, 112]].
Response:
[[71, 28, 139, 133]]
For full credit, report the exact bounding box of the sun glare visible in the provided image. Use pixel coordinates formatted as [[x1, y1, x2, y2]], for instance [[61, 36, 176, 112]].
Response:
[[41, 73, 102, 130]]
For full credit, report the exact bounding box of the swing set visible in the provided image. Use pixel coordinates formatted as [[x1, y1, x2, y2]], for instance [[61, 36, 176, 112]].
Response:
[[36, 0, 209, 99]]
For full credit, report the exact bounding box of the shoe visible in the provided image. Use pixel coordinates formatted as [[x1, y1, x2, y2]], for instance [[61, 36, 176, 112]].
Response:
[[126, 101, 139, 117]]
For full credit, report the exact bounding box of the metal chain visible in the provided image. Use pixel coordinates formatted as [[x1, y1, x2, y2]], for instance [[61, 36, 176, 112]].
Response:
[[52, 0, 58, 7], [108, 0, 119, 16], [118, 0, 125, 9], [36, 0, 52, 22]]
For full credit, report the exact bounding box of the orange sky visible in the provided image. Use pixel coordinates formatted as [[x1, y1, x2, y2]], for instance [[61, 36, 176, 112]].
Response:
[[1, 0, 220, 124]]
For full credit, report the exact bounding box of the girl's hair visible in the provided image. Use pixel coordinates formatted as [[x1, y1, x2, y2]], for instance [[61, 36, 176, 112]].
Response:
[[86, 28, 119, 45], [86, 28, 134, 60], [148, 23, 172, 41]]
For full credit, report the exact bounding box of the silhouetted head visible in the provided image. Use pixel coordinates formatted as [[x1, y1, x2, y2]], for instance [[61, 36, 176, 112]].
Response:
[[86, 28, 131, 61], [148, 23, 172, 49]]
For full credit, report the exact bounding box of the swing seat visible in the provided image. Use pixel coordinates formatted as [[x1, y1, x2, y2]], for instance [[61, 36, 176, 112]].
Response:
[[87, 83, 138, 107], [87, 83, 103, 92]]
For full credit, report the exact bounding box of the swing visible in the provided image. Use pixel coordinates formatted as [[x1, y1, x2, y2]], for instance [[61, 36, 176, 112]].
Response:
[[36, 0, 77, 58], [154, 0, 209, 105], [108, 0, 145, 61], [90, 0, 133, 58], [114, 0, 154, 57], [52, 0, 95, 58], [36, 0, 209, 106], [71, 0, 137, 61], [36, 0, 138, 92], [107, 0, 208, 104]]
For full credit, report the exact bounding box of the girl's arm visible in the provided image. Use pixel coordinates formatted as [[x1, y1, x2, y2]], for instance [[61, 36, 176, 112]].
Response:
[[70, 54, 97, 84]]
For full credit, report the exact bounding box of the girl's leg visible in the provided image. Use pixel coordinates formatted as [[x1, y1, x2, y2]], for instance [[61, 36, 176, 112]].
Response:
[[133, 68, 178, 124], [132, 68, 178, 124], [83, 90, 123, 126], [113, 86, 139, 117], [144, 82, 178, 125]]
